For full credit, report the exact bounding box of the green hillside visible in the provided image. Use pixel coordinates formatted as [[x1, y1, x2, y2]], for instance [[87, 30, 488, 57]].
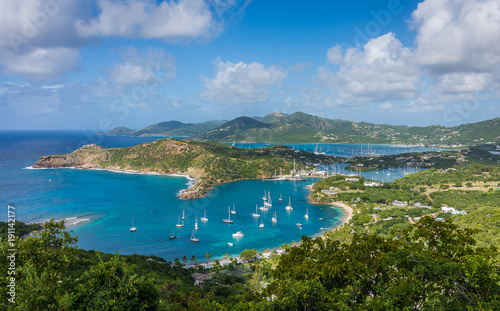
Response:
[[33, 138, 332, 199], [103, 120, 225, 137], [195, 112, 500, 146]]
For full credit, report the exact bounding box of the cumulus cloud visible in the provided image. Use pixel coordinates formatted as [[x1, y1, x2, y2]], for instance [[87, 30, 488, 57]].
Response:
[[412, 0, 500, 74], [109, 47, 176, 84], [0, 0, 91, 52], [0, 48, 80, 82], [76, 0, 223, 42], [317, 33, 421, 105], [200, 59, 287, 104]]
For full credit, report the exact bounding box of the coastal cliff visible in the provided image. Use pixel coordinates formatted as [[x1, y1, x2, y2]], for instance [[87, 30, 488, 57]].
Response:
[[34, 138, 332, 199]]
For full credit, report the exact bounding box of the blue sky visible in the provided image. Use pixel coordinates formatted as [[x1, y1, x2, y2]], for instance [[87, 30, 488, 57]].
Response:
[[0, 0, 499, 130]]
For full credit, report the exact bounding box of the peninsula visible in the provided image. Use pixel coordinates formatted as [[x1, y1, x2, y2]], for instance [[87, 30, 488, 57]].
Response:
[[33, 138, 332, 199]]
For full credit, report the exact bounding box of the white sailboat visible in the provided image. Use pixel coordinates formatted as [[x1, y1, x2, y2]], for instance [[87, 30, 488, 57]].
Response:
[[129, 218, 137, 232], [169, 229, 176, 239], [231, 203, 236, 214], [305, 207, 309, 220], [264, 191, 272, 207], [279, 194, 283, 201], [223, 206, 234, 223], [201, 209, 208, 222], [176, 215, 184, 227], [259, 215, 264, 229], [252, 205, 260, 217], [190, 229, 199, 242], [286, 197, 293, 211], [271, 211, 277, 223], [182, 209, 185, 220], [262, 190, 267, 201], [194, 216, 198, 230]]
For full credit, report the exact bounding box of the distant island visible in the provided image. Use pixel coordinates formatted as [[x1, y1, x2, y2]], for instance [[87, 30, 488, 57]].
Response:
[[33, 138, 332, 199], [101, 111, 500, 146]]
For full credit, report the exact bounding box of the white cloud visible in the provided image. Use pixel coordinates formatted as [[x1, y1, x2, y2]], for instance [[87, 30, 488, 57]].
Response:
[[76, 0, 221, 42], [109, 47, 176, 84], [41, 84, 65, 90], [0, 0, 90, 52], [412, 0, 500, 74], [379, 102, 394, 111], [1, 48, 80, 82], [200, 59, 287, 104], [317, 33, 421, 105]]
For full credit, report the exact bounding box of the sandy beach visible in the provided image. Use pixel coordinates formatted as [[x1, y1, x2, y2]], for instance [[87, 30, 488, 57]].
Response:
[[331, 201, 354, 227]]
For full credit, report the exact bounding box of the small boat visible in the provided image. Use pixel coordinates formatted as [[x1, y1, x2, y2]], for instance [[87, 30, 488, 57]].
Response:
[[228, 242, 234, 246], [264, 191, 272, 207], [296, 223, 302, 227], [279, 194, 283, 201], [190, 229, 199, 242], [194, 216, 198, 231], [305, 207, 309, 220], [259, 216, 264, 229], [252, 205, 260, 217], [182, 209, 185, 221], [232, 231, 244, 238], [231, 203, 236, 215], [129, 218, 137, 232], [169, 229, 176, 239], [286, 197, 293, 211], [223, 206, 234, 223], [271, 211, 277, 223], [176, 216, 184, 227], [262, 190, 267, 201], [259, 205, 269, 211], [201, 209, 208, 222], [319, 218, 323, 221]]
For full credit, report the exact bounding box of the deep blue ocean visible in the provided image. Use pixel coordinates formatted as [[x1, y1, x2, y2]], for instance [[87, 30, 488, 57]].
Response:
[[0, 131, 437, 261]]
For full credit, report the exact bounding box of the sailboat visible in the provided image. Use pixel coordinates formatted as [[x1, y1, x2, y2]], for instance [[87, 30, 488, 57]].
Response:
[[223, 206, 234, 223], [286, 197, 293, 211], [259, 216, 264, 229], [182, 209, 185, 221], [279, 194, 283, 201], [252, 205, 260, 217], [231, 203, 236, 215], [129, 218, 137, 232], [200, 209, 208, 222], [305, 207, 309, 220], [264, 191, 272, 207], [190, 229, 199, 242], [169, 229, 176, 239], [262, 190, 267, 201], [272, 211, 277, 223], [176, 215, 184, 227], [194, 216, 198, 231]]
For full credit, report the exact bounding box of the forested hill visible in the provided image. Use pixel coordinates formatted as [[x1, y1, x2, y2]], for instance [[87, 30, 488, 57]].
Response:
[[32, 138, 331, 199], [195, 112, 500, 145], [100, 120, 225, 137]]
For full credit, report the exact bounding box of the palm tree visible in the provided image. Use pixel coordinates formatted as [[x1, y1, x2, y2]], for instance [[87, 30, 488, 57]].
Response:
[[182, 255, 188, 264], [174, 258, 180, 266], [191, 255, 197, 263], [225, 252, 229, 259], [205, 252, 211, 261]]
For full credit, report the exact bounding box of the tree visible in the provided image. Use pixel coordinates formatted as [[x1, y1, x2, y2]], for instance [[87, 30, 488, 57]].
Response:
[[265, 217, 500, 310], [466, 181, 473, 187], [62, 253, 159, 310], [190, 255, 196, 263], [182, 255, 188, 264], [174, 258, 181, 267], [205, 252, 211, 261], [0, 219, 78, 310], [240, 249, 258, 262]]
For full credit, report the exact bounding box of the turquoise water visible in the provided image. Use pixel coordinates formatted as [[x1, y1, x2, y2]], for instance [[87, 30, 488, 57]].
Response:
[[0, 131, 436, 261]]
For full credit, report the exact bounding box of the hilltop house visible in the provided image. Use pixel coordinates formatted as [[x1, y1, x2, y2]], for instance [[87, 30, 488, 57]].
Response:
[[392, 200, 408, 207], [364, 181, 381, 187]]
